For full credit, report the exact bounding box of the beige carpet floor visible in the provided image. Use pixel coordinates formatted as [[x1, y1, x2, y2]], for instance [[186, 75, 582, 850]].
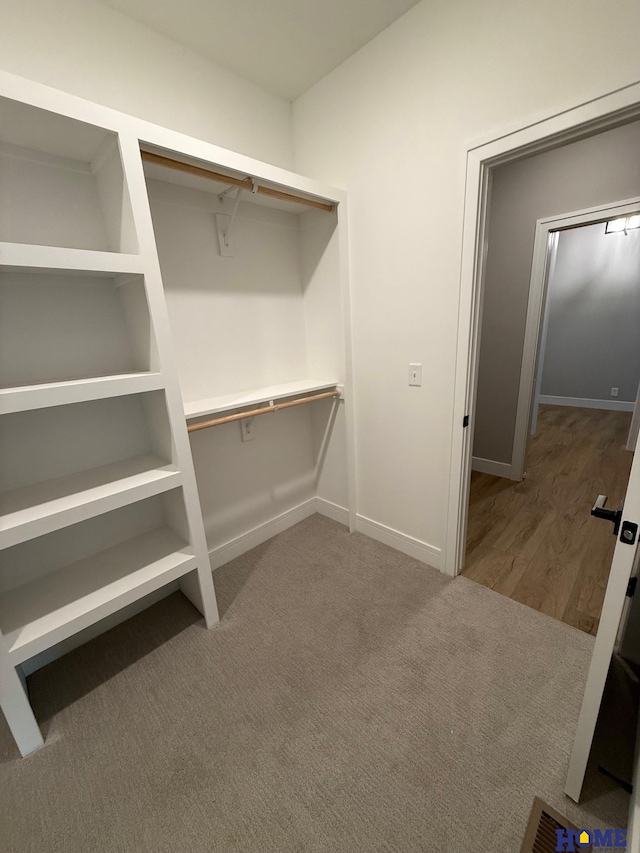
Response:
[[0, 515, 630, 852]]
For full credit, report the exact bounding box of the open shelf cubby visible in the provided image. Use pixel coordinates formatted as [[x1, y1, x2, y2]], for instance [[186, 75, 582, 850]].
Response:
[[0, 491, 195, 665], [138, 146, 350, 554], [0, 96, 137, 253], [142, 147, 344, 413], [0, 269, 156, 389], [0, 390, 176, 548]]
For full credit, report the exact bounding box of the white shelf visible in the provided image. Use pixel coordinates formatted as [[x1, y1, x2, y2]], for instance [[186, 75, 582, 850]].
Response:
[[184, 379, 339, 420], [0, 454, 181, 550], [0, 372, 165, 414], [0, 242, 144, 275], [0, 527, 198, 665]]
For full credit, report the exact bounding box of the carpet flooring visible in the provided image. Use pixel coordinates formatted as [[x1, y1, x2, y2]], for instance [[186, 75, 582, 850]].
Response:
[[0, 515, 630, 852]]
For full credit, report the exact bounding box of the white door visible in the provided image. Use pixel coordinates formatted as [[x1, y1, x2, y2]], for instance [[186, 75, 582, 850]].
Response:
[[565, 446, 640, 802], [627, 379, 640, 452]]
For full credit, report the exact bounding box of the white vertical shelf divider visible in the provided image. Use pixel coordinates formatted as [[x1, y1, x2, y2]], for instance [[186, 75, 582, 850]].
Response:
[[117, 131, 219, 627], [0, 630, 44, 757], [336, 198, 357, 534]]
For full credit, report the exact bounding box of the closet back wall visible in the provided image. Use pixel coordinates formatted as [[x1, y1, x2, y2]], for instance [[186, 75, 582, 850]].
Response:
[[148, 183, 307, 400], [146, 177, 348, 552]]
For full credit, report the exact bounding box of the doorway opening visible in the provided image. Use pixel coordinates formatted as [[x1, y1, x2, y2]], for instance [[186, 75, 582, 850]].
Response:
[[448, 82, 640, 805], [464, 204, 640, 635]]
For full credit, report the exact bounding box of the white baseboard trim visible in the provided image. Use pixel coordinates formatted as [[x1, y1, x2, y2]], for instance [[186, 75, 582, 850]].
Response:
[[207, 498, 441, 573], [539, 395, 634, 412], [355, 514, 441, 570], [209, 498, 318, 570], [472, 456, 514, 478], [315, 497, 350, 525]]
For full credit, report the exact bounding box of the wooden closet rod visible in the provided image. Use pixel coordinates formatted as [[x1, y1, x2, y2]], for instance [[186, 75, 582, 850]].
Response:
[[141, 151, 334, 213], [187, 389, 341, 433]]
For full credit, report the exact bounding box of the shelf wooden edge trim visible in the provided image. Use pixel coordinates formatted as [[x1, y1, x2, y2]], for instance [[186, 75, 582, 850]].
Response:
[[141, 151, 335, 213]]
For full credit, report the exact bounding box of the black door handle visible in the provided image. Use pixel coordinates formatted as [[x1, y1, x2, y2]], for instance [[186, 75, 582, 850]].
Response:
[[591, 494, 624, 535]]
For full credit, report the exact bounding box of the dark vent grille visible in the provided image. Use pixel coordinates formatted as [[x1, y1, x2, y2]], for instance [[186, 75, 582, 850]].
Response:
[[520, 797, 591, 853], [533, 810, 564, 853]]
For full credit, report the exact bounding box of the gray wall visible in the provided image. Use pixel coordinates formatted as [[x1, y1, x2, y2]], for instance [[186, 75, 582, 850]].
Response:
[[541, 223, 640, 403], [473, 119, 640, 466]]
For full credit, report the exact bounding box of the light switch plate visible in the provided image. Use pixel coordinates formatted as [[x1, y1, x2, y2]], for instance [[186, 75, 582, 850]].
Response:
[[409, 363, 422, 387]]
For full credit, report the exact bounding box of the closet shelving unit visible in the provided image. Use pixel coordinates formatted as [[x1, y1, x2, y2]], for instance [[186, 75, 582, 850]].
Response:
[[140, 145, 354, 557], [0, 70, 354, 758], [0, 78, 220, 757]]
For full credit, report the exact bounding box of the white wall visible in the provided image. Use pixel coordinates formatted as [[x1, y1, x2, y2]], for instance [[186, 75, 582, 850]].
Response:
[[541, 223, 640, 404], [292, 0, 640, 564], [0, 0, 293, 169]]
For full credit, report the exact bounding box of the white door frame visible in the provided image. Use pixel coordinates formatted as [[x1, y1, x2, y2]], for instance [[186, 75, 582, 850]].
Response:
[[518, 196, 640, 475], [525, 230, 558, 439], [445, 80, 640, 578], [627, 379, 640, 452]]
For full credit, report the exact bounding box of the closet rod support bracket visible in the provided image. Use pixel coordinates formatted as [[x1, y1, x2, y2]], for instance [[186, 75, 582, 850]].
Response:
[[216, 185, 245, 257]]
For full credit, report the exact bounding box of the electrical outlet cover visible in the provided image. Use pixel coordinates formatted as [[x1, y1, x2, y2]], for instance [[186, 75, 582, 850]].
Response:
[[240, 419, 254, 441]]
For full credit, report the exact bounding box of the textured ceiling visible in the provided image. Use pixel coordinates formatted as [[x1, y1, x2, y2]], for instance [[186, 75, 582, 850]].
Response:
[[100, 0, 421, 100]]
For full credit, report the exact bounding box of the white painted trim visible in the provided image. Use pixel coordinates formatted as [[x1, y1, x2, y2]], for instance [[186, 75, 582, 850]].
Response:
[[471, 457, 515, 478], [209, 501, 442, 576], [315, 497, 350, 525], [464, 81, 640, 155], [447, 81, 640, 585], [538, 395, 635, 412], [355, 514, 441, 570], [209, 499, 318, 570]]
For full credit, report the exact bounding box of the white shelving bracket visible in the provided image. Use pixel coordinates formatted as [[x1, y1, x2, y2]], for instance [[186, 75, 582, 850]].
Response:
[[216, 187, 239, 257], [217, 184, 237, 201], [216, 180, 258, 257]]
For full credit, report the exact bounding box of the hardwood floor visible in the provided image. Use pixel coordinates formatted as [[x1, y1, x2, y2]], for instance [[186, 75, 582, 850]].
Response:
[[463, 405, 633, 635]]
